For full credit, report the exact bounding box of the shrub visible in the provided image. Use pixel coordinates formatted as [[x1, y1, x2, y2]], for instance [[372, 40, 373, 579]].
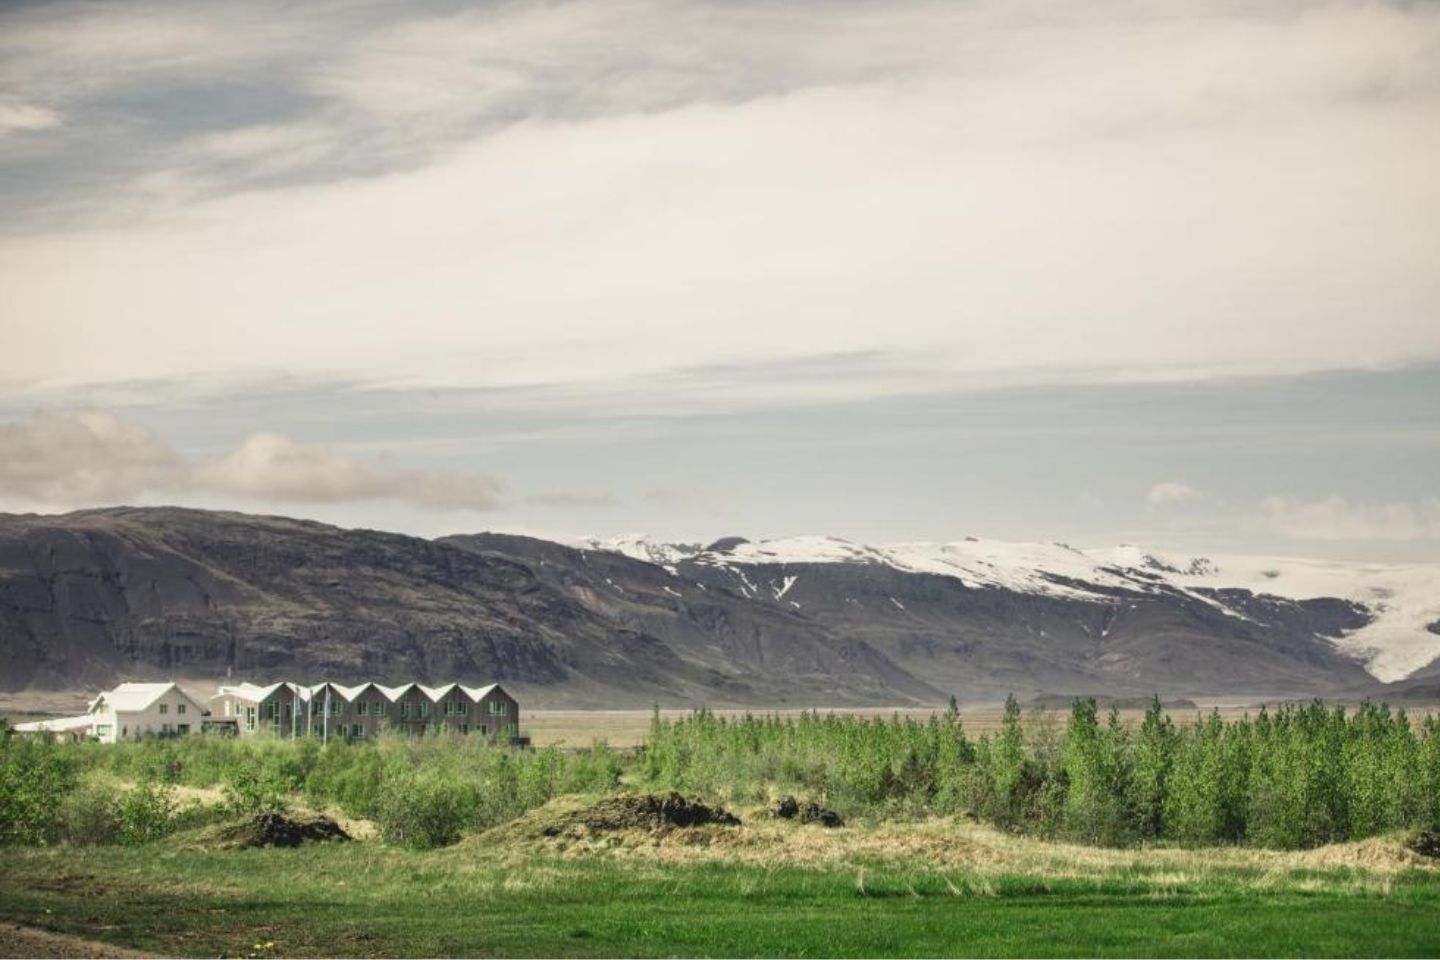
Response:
[[223, 762, 294, 816], [0, 733, 78, 846], [118, 779, 180, 844], [375, 770, 481, 848], [58, 774, 124, 846]]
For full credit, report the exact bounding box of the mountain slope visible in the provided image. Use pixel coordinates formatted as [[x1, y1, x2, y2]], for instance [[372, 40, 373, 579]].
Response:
[[0, 508, 927, 706], [1, 509, 1430, 706], [440, 533, 941, 705], [573, 534, 1434, 696]]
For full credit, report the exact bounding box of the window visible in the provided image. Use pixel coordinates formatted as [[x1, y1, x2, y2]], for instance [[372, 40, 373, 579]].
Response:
[[371, 701, 385, 717], [96, 724, 112, 736], [354, 701, 366, 716], [488, 701, 508, 716], [245, 707, 256, 731], [419, 702, 430, 718], [177, 724, 190, 735], [159, 703, 168, 715], [459, 724, 469, 734], [400, 702, 411, 719], [177, 704, 187, 716], [329, 700, 340, 716], [350, 724, 363, 740]]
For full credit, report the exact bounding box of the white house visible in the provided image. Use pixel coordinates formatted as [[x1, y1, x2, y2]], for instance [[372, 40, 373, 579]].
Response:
[[84, 682, 207, 742], [13, 682, 209, 743]]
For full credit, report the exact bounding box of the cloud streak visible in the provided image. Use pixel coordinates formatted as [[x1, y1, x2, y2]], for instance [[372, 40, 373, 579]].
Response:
[[1148, 482, 1201, 507], [1, 0, 1437, 399], [1252, 496, 1440, 542], [0, 410, 502, 511]]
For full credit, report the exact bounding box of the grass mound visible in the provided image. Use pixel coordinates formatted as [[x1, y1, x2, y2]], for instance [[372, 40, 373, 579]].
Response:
[[210, 812, 352, 849]]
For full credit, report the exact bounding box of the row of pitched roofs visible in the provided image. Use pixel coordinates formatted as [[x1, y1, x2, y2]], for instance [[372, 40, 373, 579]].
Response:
[[216, 681, 505, 704]]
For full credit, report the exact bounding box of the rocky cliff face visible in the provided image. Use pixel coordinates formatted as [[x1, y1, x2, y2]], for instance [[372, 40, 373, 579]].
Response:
[[0, 508, 926, 706]]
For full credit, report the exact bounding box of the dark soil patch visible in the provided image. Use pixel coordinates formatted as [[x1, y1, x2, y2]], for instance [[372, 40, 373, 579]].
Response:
[[1406, 831, 1440, 859], [214, 813, 351, 849], [540, 792, 739, 836], [771, 796, 843, 828], [0, 924, 151, 959]]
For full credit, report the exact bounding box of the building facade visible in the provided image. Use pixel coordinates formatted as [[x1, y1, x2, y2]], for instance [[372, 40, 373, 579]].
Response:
[[13, 682, 207, 743], [211, 680, 523, 743]]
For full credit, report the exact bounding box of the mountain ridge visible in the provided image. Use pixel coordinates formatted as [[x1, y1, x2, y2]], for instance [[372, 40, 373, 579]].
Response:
[[0, 507, 1433, 706], [573, 533, 1440, 683]]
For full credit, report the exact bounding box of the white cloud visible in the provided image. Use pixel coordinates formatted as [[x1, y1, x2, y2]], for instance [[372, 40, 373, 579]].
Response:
[[0, 0, 1437, 399], [188, 433, 501, 509], [0, 410, 180, 503], [1253, 496, 1440, 542], [0, 100, 62, 135], [1147, 482, 1202, 507], [0, 411, 502, 511]]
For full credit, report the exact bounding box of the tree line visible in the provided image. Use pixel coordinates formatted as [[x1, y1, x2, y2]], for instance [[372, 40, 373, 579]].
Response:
[[640, 697, 1440, 848]]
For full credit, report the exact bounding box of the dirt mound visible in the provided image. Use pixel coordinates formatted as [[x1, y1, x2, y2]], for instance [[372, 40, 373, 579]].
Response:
[[771, 796, 843, 828], [486, 792, 740, 846], [548, 792, 739, 834], [1407, 831, 1440, 859], [214, 812, 351, 849]]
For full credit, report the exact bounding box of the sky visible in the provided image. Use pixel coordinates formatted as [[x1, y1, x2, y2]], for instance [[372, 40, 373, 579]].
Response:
[[0, 0, 1437, 560]]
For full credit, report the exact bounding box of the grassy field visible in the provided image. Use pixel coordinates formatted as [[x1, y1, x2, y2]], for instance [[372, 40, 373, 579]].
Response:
[[3, 805, 1440, 958]]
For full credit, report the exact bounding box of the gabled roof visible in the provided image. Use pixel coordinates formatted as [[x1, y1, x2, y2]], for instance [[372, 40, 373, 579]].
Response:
[[335, 682, 380, 701], [214, 681, 293, 703], [89, 682, 198, 714], [419, 682, 461, 701], [203, 679, 510, 706], [377, 682, 419, 701]]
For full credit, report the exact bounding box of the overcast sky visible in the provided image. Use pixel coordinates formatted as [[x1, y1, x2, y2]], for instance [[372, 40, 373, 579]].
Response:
[[1, 0, 1437, 560]]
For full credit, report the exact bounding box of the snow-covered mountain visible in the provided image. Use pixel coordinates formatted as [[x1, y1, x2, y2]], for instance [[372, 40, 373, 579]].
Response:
[[578, 534, 1440, 683]]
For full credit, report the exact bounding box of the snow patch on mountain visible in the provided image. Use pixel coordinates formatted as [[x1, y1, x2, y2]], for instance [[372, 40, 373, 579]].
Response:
[[1094, 547, 1440, 683], [577, 534, 1440, 682], [574, 534, 702, 569]]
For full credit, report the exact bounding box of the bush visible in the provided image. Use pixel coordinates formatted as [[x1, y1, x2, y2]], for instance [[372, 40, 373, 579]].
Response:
[[118, 779, 180, 844], [57, 774, 189, 846], [58, 774, 124, 846], [375, 770, 481, 849], [223, 762, 294, 816], [0, 733, 78, 846]]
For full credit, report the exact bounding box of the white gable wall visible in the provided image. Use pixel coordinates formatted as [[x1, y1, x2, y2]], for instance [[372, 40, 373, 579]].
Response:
[[92, 687, 205, 742]]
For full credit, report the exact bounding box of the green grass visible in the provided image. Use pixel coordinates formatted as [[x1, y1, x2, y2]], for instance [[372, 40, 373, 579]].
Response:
[[3, 840, 1439, 957]]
